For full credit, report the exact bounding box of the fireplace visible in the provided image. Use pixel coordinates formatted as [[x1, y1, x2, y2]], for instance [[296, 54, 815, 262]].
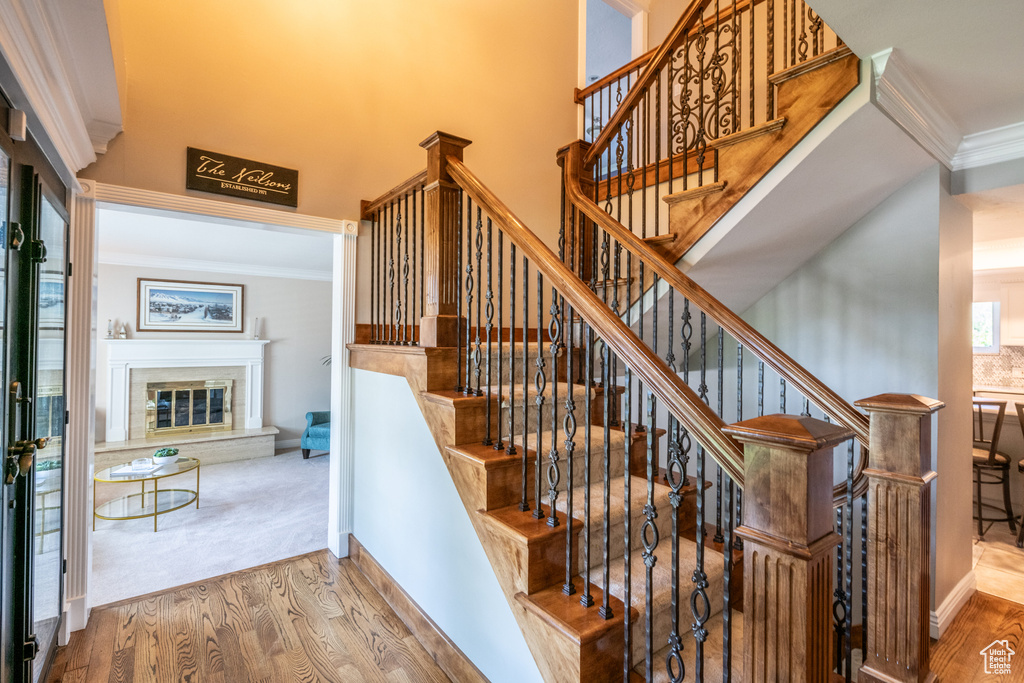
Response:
[[104, 339, 268, 443], [145, 379, 233, 437]]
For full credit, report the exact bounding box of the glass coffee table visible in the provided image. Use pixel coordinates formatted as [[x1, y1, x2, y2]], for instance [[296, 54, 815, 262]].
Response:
[[93, 456, 200, 532]]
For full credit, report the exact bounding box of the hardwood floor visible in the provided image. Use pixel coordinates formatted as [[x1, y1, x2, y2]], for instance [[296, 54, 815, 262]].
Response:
[[46, 550, 451, 683], [932, 591, 1024, 682]]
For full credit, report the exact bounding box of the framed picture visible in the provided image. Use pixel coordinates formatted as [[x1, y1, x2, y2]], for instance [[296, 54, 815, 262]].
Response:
[[137, 279, 244, 333]]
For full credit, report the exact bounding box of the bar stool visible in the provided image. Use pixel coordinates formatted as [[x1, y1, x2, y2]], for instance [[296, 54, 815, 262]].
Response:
[[1013, 402, 1024, 549], [973, 397, 1015, 538]]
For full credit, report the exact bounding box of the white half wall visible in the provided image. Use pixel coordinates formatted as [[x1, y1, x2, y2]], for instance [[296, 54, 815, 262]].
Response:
[[352, 369, 541, 683]]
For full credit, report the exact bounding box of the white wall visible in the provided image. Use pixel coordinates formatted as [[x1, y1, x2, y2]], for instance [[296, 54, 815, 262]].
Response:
[[95, 264, 332, 444], [351, 369, 542, 683], [741, 164, 973, 614]]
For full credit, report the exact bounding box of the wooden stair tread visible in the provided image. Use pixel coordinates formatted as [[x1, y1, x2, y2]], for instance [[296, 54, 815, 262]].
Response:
[[663, 180, 728, 206], [420, 389, 491, 408], [447, 441, 526, 470], [515, 583, 636, 646], [482, 504, 572, 545]]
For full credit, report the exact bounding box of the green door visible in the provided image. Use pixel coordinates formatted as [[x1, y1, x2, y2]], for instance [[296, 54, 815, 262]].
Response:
[[1, 158, 69, 683]]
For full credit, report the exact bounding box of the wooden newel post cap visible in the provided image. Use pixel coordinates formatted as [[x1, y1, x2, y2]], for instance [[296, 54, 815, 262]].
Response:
[[725, 414, 852, 549], [854, 393, 944, 415], [723, 413, 854, 452], [420, 131, 472, 184]]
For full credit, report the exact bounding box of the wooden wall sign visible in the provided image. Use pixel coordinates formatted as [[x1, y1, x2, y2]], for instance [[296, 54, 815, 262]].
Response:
[[186, 147, 299, 207]]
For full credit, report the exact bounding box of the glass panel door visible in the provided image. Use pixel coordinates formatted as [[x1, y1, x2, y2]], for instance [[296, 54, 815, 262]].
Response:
[[30, 194, 66, 680]]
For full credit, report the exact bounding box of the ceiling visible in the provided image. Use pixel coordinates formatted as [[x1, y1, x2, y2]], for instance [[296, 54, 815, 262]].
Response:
[[809, 0, 1024, 137], [97, 206, 335, 281]]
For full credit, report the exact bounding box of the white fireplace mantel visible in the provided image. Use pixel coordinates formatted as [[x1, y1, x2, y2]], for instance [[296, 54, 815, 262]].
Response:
[[105, 339, 269, 442]]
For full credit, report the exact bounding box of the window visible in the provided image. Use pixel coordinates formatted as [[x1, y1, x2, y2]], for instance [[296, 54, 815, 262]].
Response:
[[973, 301, 1000, 354]]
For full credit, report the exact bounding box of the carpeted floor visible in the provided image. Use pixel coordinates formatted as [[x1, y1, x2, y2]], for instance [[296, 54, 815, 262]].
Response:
[[91, 449, 329, 606]]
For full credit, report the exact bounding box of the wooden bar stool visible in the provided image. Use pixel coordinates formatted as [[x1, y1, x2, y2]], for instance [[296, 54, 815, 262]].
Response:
[[973, 397, 1015, 538]]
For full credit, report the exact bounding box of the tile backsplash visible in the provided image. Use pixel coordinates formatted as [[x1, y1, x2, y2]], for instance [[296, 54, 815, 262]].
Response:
[[974, 345, 1024, 387]]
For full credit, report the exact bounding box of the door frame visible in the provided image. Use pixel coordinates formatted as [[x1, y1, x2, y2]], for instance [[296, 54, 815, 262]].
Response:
[[63, 181, 358, 637]]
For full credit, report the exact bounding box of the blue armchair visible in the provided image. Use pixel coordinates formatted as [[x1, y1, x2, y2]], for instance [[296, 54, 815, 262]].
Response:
[[300, 411, 330, 459]]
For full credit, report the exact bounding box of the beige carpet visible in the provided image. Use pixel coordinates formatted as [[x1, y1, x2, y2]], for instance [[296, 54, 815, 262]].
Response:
[[91, 448, 329, 606]]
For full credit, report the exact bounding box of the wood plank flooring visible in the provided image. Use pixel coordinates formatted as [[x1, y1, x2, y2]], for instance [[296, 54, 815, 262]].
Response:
[[47, 550, 451, 683], [932, 591, 1024, 682]]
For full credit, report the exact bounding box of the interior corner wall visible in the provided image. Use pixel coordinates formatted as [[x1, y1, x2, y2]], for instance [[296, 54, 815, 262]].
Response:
[[94, 264, 331, 444], [351, 369, 542, 683], [740, 164, 971, 611]]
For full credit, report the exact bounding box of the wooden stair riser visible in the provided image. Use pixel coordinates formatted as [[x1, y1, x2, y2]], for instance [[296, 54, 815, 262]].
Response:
[[476, 507, 580, 595], [444, 444, 536, 514]]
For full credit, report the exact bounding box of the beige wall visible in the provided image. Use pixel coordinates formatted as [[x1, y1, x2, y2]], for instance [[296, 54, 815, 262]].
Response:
[[86, 0, 578, 233], [95, 264, 332, 444]]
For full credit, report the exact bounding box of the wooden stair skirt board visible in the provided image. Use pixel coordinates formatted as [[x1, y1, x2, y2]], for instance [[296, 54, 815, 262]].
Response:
[[93, 426, 280, 470], [348, 536, 489, 683], [349, 342, 741, 682], [656, 46, 859, 262]]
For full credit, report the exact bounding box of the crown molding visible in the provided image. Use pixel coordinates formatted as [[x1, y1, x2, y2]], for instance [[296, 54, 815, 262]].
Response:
[[98, 251, 332, 282], [92, 182, 347, 234], [952, 120, 1024, 171], [871, 48, 961, 168], [0, 0, 121, 176]]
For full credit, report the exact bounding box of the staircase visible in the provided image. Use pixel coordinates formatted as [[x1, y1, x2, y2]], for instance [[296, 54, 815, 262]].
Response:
[[351, 1, 939, 681]]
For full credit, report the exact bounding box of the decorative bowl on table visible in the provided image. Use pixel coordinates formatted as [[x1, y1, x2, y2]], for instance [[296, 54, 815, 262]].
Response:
[[152, 447, 179, 463]]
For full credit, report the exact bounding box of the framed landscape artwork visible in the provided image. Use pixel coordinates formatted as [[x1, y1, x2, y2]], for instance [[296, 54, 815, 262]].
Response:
[[137, 279, 244, 333]]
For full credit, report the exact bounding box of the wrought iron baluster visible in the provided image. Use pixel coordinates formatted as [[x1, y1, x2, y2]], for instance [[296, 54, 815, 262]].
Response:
[[546, 264, 562, 527], [394, 204, 402, 343], [749, 0, 756, 128], [735, 341, 744, 552], [463, 198, 474, 393], [643, 391, 659, 679], [508, 243, 517, 459], [402, 193, 410, 344], [563, 295, 576, 593], [861, 489, 868, 663], [370, 210, 377, 343], [714, 327, 724, 544], [767, 0, 776, 119], [722, 473, 734, 682], [600, 341, 613, 620], [582, 320, 595, 608], [420, 186, 425, 342], [692, 444, 710, 681], [780, 377, 787, 413], [621, 358, 632, 676], [483, 217, 494, 446], [520, 256, 530, 513], [411, 189, 417, 345], [844, 440, 855, 681], [385, 201, 393, 344], [666, 388, 686, 682], [834, 505, 848, 673], [533, 269, 546, 520], [496, 229, 504, 451], [681, 299, 692, 485], [473, 208, 484, 395], [453, 190, 462, 376], [757, 360, 765, 416]]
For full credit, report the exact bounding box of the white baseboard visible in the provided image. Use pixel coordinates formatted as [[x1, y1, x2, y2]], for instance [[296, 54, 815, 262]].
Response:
[[930, 570, 976, 639], [275, 438, 301, 451], [65, 594, 90, 633], [329, 531, 350, 559]]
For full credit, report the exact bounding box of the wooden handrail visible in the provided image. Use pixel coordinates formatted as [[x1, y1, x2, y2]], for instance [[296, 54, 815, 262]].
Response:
[[574, 48, 656, 104], [561, 143, 870, 503], [583, 0, 712, 168], [447, 155, 746, 485], [361, 168, 428, 220]]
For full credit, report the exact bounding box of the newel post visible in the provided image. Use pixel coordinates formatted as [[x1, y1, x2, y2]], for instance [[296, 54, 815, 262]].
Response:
[[855, 394, 943, 683], [725, 414, 853, 683], [419, 131, 472, 347]]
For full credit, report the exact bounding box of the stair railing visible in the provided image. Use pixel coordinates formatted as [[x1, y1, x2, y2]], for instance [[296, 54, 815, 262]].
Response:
[[580, 0, 843, 241], [359, 132, 938, 683]]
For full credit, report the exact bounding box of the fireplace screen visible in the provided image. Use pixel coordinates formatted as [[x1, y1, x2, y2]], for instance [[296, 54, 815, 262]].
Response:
[[145, 380, 233, 436]]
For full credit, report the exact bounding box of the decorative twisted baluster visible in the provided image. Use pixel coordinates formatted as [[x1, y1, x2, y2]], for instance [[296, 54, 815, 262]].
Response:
[[599, 341, 614, 621], [533, 269, 547, 520], [483, 217, 494, 445], [473, 208, 484, 395], [463, 199, 474, 393], [722, 473, 734, 682], [545, 280, 562, 527], [562, 300, 576, 593], [520, 256, 531, 513], [681, 299, 692, 485], [581, 320, 595, 608], [622, 357, 632, 678], [402, 194, 410, 344], [714, 327, 724, 545], [394, 207, 403, 343], [691, 445, 710, 680], [643, 391, 660, 679], [495, 227, 504, 451], [508, 242, 517, 457], [833, 505, 849, 674]]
